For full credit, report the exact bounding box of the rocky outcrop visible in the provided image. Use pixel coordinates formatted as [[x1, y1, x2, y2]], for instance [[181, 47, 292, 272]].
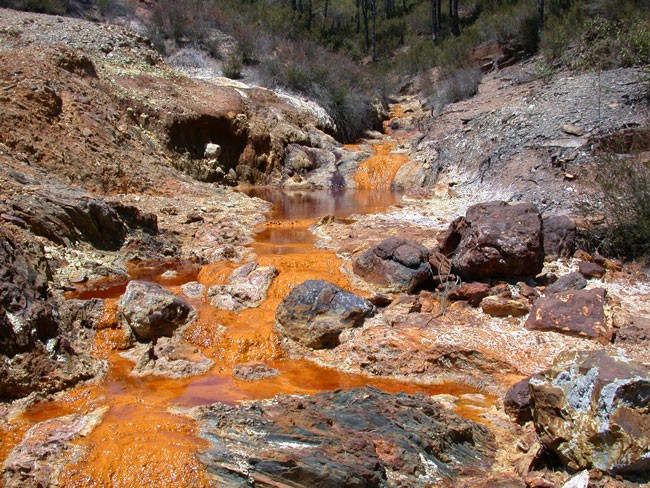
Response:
[[195, 386, 495, 487], [525, 288, 611, 343], [542, 215, 576, 260], [118, 281, 196, 342], [0, 227, 102, 400], [440, 201, 544, 280], [529, 350, 650, 475], [208, 262, 278, 311], [275, 280, 375, 349]]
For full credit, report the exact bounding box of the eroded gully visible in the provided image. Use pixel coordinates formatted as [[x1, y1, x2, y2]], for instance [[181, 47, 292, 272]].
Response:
[[1, 106, 493, 486]]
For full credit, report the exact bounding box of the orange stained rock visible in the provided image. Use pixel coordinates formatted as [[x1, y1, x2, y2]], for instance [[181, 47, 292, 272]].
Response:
[[354, 141, 409, 190]]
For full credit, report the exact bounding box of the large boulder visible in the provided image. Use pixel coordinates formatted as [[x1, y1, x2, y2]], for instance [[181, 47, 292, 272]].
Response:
[[542, 215, 576, 260], [275, 280, 375, 349], [524, 288, 611, 343], [118, 281, 196, 342], [529, 350, 650, 475], [195, 386, 495, 487], [440, 201, 544, 280], [0, 227, 101, 399], [208, 262, 278, 311], [352, 237, 432, 293]]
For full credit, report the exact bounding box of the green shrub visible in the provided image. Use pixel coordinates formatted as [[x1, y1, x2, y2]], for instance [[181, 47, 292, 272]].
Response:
[[426, 66, 482, 112], [222, 54, 243, 79]]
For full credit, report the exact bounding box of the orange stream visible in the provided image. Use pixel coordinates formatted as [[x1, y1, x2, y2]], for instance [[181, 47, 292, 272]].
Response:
[[1, 119, 492, 486]]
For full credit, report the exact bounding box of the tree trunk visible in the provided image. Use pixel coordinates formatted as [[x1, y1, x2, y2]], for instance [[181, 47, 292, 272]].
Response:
[[362, 0, 370, 53], [451, 0, 459, 36], [538, 0, 544, 37], [371, 0, 377, 61]]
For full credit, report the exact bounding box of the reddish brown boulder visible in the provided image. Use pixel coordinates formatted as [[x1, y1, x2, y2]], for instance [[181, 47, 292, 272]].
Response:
[[578, 261, 606, 279], [441, 201, 544, 280], [529, 350, 650, 475], [353, 237, 432, 293], [525, 288, 611, 343], [448, 282, 491, 306], [542, 215, 576, 259]]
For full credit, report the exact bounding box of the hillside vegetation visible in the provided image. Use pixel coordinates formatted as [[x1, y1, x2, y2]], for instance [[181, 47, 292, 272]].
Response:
[[1, 0, 648, 140]]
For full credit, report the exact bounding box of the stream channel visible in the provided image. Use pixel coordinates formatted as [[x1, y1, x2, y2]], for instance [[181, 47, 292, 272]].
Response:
[[1, 118, 492, 486]]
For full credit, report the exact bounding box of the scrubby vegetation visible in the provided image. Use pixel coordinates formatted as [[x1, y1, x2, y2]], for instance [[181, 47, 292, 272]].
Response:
[[593, 129, 650, 259], [1, 0, 648, 138]]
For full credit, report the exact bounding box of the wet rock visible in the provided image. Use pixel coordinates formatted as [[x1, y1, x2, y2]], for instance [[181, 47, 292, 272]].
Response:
[[481, 296, 529, 317], [118, 281, 196, 342], [180, 281, 206, 299], [0, 227, 101, 399], [208, 262, 278, 311], [577, 261, 605, 279], [3, 407, 107, 487], [275, 280, 375, 349], [525, 288, 611, 343], [231, 362, 280, 382], [352, 237, 432, 293], [542, 215, 576, 260], [195, 386, 495, 487], [543, 272, 587, 294], [504, 378, 533, 424], [529, 350, 650, 475], [441, 201, 544, 280], [449, 282, 491, 306], [126, 338, 214, 378]]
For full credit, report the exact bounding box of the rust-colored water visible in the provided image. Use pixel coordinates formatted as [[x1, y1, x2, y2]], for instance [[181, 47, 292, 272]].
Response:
[[1, 121, 492, 486]]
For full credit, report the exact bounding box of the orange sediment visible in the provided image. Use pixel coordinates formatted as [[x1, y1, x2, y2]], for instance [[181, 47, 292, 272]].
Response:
[[354, 141, 409, 190]]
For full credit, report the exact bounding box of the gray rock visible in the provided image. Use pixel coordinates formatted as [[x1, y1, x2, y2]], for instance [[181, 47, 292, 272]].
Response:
[[352, 237, 432, 293], [180, 281, 206, 299], [118, 280, 196, 342], [543, 272, 587, 295], [126, 338, 214, 378], [204, 142, 222, 159], [530, 350, 650, 474], [208, 262, 278, 311], [231, 362, 280, 382], [275, 280, 375, 349]]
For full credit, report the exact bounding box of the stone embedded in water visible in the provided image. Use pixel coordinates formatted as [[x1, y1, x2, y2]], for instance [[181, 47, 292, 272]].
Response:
[[194, 386, 495, 487], [118, 280, 196, 342], [529, 350, 650, 475], [207, 262, 278, 311], [275, 279, 375, 349], [352, 237, 432, 293]]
